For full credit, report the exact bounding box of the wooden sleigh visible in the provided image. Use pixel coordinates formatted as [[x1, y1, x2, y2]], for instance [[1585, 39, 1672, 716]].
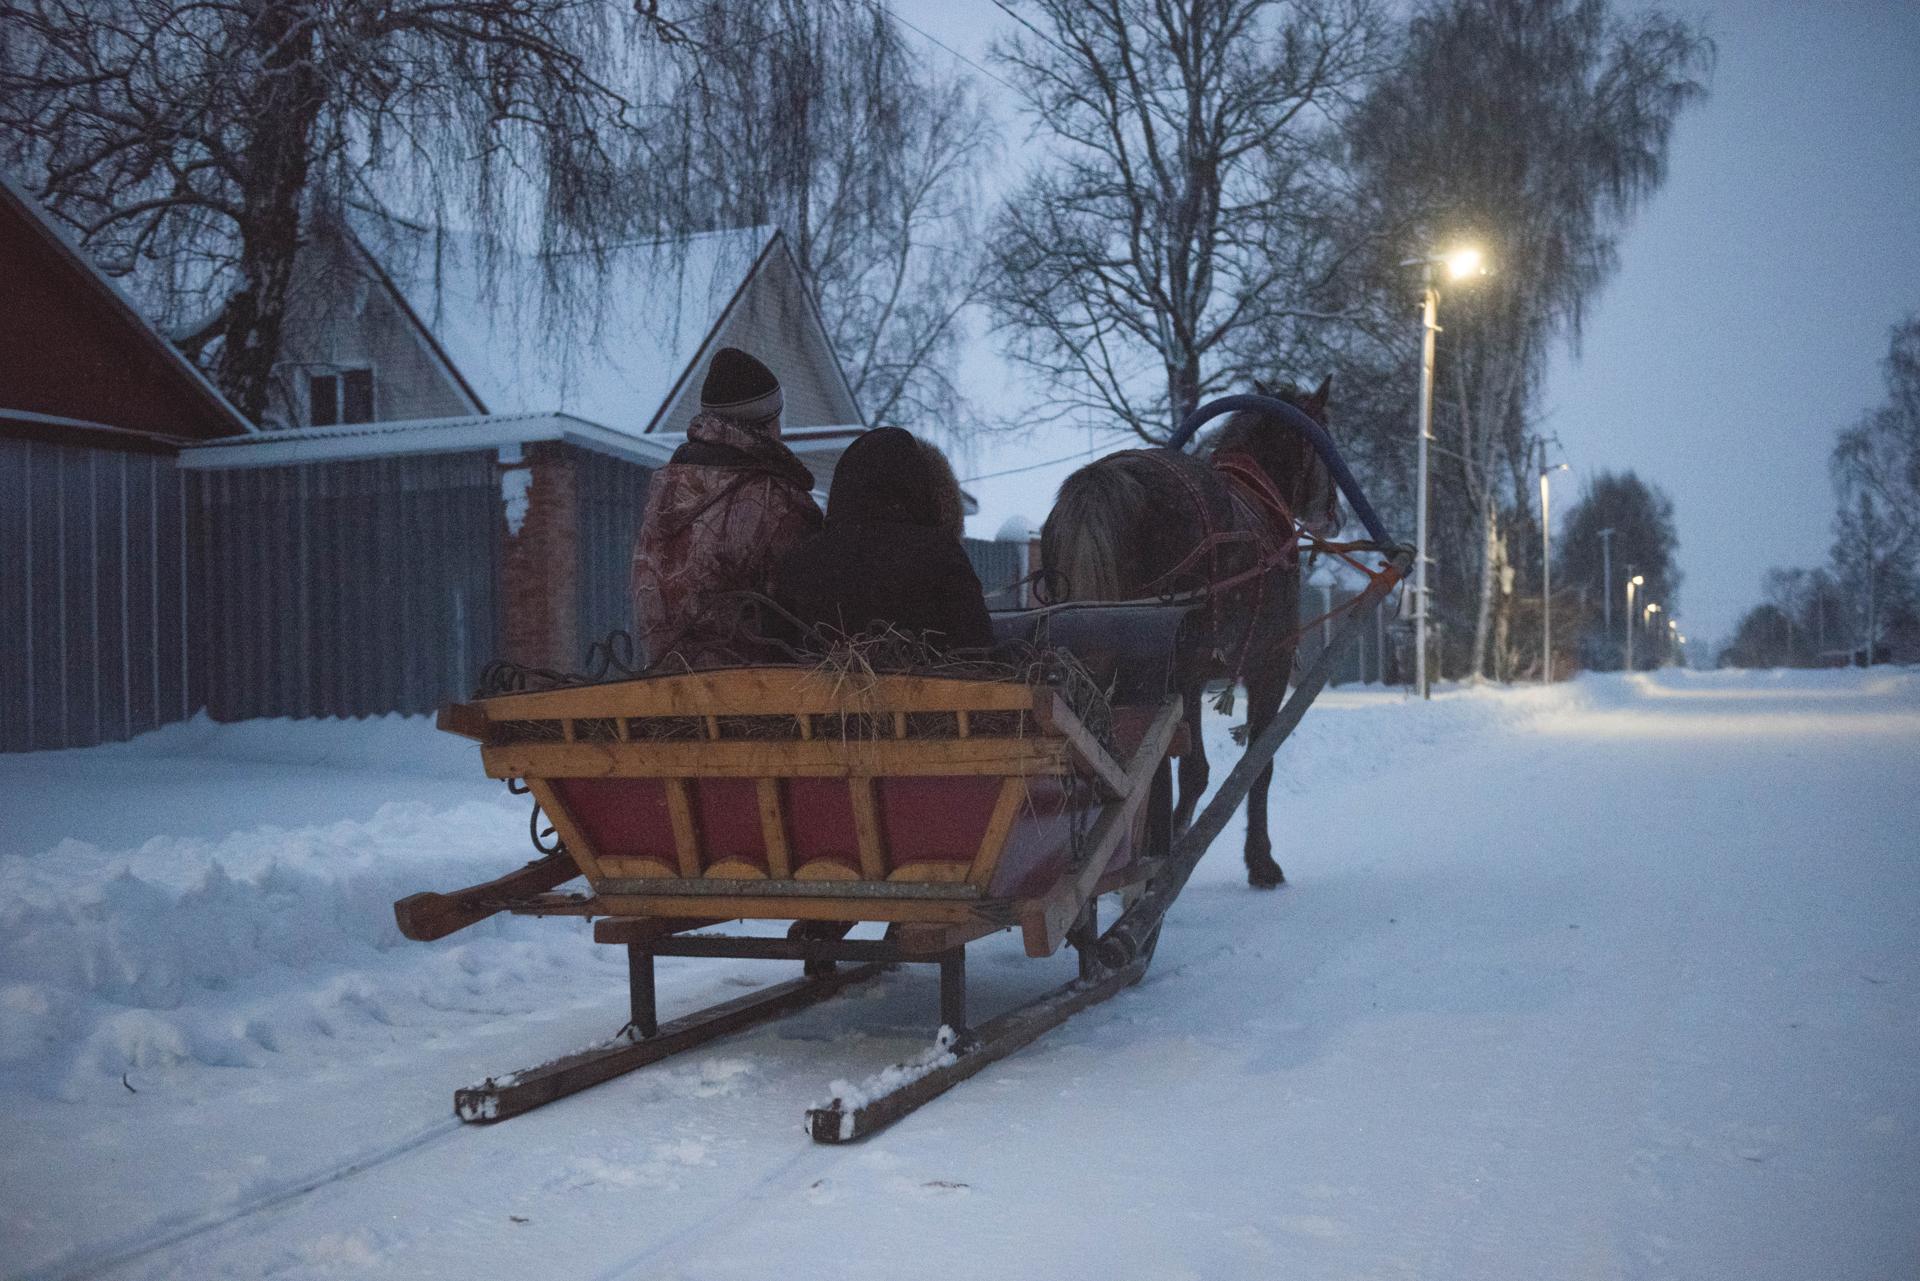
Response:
[[399, 609, 1189, 1139]]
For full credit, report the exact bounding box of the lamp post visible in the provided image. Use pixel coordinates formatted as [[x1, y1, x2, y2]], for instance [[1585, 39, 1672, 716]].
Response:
[[1540, 460, 1569, 684], [1598, 527, 1616, 652], [1405, 245, 1486, 699], [1625, 574, 1645, 670], [1667, 617, 1679, 668]]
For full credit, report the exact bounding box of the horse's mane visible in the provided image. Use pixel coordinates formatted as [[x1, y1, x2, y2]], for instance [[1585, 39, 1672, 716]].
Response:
[[1202, 383, 1318, 458]]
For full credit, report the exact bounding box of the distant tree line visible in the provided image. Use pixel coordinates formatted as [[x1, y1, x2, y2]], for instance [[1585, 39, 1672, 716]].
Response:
[[1554, 471, 1682, 672], [1721, 315, 1920, 669]]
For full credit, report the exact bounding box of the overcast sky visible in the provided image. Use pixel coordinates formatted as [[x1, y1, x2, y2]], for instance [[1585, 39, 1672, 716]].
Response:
[[905, 0, 1920, 650]]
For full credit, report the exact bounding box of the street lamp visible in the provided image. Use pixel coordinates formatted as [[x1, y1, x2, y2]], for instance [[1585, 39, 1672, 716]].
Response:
[[1625, 574, 1645, 670], [1404, 244, 1488, 699], [1598, 527, 1617, 650], [1540, 460, 1569, 684]]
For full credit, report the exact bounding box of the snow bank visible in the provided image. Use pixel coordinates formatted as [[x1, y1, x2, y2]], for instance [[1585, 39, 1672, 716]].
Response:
[[71, 709, 488, 780], [0, 794, 582, 1100], [0, 713, 577, 1103]]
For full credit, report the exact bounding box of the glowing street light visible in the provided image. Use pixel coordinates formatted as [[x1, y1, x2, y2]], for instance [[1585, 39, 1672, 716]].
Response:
[[1540, 460, 1570, 684], [1626, 574, 1645, 670], [1402, 244, 1489, 699], [1444, 247, 1485, 280]]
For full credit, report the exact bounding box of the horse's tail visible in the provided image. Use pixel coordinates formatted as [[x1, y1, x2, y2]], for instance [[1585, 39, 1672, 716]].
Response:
[[1041, 463, 1140, 602]]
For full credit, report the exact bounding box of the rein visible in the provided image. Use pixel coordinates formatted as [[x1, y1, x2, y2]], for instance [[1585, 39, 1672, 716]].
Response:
[[1138, 450, 1300, 603], [1131, 448, 1399, 693]]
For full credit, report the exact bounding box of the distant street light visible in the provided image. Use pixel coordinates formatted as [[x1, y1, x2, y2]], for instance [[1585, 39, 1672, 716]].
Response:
[[1403, 244, 1489, 700], [1626, 574, 1645, 670], [1598, 527, 1616, 652], [1540, 460, 1569, 684]]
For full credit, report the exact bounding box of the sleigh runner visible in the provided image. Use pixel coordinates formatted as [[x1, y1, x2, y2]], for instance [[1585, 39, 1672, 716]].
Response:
[[402, 643, 1186, 1137]]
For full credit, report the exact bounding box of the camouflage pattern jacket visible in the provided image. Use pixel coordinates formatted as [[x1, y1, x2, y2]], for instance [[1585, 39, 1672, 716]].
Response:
[[630, 413, 822, 668]]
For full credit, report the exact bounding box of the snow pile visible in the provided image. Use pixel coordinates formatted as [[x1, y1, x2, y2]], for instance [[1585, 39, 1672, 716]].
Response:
[[0, 715, 586, 1104], [0, 796, 588, 1101], [78, 710, 490, 780]]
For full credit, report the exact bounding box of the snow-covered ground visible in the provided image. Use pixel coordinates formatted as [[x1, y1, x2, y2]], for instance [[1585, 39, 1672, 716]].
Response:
[[3, 669, 1917, 1281]]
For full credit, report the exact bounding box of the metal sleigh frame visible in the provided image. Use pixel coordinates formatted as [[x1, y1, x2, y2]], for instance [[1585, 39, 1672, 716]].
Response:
[[397, 395, 1411, 1141]]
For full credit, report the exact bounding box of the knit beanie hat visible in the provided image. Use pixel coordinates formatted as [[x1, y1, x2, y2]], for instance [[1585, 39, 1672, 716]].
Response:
[[700, 347, 783, 425]]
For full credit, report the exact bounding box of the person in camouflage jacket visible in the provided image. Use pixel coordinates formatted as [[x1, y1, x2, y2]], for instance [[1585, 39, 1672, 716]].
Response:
[[630, 348, 822, 668]]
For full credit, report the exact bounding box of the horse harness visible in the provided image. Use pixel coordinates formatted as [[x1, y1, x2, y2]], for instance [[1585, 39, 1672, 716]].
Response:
[[1124, 448, 1309, 689]]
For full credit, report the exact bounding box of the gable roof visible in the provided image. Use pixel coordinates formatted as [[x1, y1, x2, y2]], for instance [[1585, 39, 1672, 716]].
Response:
[[0, 171, 253, 444], [349, 215, 860, 437]]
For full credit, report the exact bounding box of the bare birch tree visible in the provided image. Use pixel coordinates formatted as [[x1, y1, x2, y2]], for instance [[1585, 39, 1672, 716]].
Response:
[[0, 0, 688, 419], [985, 0, 1389, 443], [1344, 0, 1710, 679], [1830, 313, 1920, 657], [649, 1, 994, 440]]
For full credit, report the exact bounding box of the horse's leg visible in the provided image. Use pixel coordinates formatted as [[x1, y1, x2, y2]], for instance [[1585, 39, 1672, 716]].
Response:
[[1242, 656, 1289, 888], [1171, 684, 1209, 834]]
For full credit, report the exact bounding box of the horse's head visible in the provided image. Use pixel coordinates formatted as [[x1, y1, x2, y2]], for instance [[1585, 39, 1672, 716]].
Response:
[[1205, 376, 1341, 537]]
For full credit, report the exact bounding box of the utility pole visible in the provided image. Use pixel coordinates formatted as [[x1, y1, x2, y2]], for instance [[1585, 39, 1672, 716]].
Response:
[[1598, 527, 1616, 653], [1625, 572, 1643, 671], [1540, 458, 1568, 684]]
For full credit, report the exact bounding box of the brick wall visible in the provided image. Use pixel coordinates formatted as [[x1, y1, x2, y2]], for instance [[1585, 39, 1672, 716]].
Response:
[[499, 443, 579, 669]]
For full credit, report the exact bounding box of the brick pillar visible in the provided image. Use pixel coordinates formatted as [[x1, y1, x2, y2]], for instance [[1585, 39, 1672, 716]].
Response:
[[499, 443, 580, 670]]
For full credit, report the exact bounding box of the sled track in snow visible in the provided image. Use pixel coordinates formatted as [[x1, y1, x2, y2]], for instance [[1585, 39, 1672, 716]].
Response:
[[13, 927, 1246, 1281], [585, 934, 1245, 1281], [15, 1119, 464, 1281]]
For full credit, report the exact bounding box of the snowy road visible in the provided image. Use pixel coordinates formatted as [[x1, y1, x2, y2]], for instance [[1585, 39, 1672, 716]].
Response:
[[3, 670, 1916, 1280]]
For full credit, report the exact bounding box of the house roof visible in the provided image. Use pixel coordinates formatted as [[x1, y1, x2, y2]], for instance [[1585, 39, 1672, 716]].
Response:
[[350, 216, 792, 435], [179, 414, 981, 520], [0, 171, 254, 444], [178, 412, 679, 470]]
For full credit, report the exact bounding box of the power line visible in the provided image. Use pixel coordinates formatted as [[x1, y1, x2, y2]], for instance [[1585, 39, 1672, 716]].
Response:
[[858, 0, 1025, 96], [961, 433, 1136, 484]]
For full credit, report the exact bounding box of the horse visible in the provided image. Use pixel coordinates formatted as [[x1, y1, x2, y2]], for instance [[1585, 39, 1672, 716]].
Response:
[[1039, 380, 1340, 888]]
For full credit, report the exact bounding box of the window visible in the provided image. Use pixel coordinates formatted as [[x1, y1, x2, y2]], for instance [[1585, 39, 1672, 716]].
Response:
[[308, 367, 375, 426]]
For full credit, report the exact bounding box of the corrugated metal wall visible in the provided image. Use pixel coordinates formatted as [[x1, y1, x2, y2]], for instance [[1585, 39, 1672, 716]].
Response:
[[0, 438, 195, 752], [964, 537, 1028, 609], [572, 446, 653, 651], [192, 452, 500, 720]]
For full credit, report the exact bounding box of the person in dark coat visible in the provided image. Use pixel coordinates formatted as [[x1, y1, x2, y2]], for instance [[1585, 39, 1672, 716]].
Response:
[[774, 427, 993, 652], [630, 347, 822, 667]]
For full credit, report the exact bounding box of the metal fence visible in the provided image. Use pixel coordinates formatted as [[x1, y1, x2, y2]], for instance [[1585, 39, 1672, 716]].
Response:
[[4, 446, 1399, 757], [0, 438, 196, 752], [963, 537, 1029, 609], [1295, 580, 1397, 687], [573, 447, 654, 652], [191, 452, 500, 721]]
